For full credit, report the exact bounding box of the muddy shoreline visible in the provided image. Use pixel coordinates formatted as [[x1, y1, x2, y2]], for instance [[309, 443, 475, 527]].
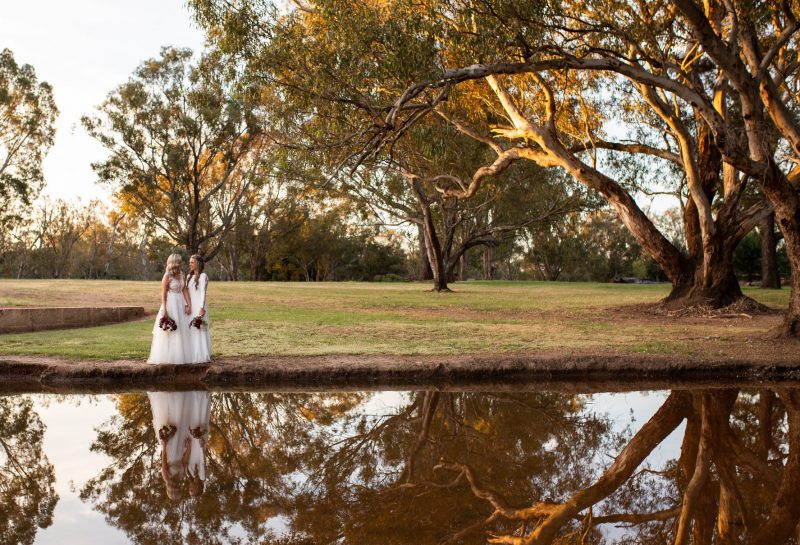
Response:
[[1, 352, 799, 394]]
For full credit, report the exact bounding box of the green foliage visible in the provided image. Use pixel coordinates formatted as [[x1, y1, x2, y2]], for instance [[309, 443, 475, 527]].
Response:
[[523, 208, 659, 282], [0, 48, 57, 231], [0, 397, 58, 545], [82, 46, 266, 260], [733, 230, 761, 280]]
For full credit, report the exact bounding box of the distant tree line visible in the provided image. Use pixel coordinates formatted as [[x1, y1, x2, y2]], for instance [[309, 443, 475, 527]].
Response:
[[0, 188, 787, 284], [0, 2, 794, 308]]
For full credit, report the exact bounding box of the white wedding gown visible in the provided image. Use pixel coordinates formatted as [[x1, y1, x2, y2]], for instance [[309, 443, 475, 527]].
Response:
[[187, 272, 211, 363], [186, 391, 210, 481], [148, 391, 192, 480], [147, 274, 190, 365], [149, 391, 211, 488]]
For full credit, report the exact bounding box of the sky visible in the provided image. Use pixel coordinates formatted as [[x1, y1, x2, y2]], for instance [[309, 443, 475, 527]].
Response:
[[0, 0, 207, 204]]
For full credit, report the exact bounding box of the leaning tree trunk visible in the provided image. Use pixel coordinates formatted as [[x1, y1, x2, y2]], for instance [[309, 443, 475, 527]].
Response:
[[409, 178, 449, 291], [423, 222, 449, 292], [417, 224, 433, 281], [760, 213, 781, 289]]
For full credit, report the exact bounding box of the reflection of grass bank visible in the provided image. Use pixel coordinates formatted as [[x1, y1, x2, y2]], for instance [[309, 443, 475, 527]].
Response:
[[0, 280, 791, 360]]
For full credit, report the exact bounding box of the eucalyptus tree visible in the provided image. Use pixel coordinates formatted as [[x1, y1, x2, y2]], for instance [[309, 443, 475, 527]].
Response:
[[83, 47, 268, 261], [0, 397, 58, 545], [336, 124, 583, 290], [33, 198, 94, 279], [191, 0, 800, 335], [0, 48, 57, 230], [82, 391, 366, 545]]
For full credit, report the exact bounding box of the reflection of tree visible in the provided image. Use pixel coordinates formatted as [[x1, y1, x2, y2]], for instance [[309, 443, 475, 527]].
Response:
[[82, 388, 800, 545], [393, 389, 800, 545], [0, 396, 58, 545], [288, 391, 617, 545], [81, 391, 366, 545]]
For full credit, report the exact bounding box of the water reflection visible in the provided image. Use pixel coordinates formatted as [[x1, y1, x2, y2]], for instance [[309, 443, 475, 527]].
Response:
[[0, 397, 58, 545], [6, 388, 800, 544], [148, 391, 210, 500]]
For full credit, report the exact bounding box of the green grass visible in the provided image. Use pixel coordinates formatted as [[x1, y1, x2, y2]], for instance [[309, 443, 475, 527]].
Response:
[[0, 279, 790, 360]]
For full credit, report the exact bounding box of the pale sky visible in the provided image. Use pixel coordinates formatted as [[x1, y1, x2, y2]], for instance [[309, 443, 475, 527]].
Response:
[[0, 0, 207, 204]]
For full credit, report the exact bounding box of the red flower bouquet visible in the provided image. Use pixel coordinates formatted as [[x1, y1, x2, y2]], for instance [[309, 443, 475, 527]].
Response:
[[158, 314, 178, 332], [190, 315, 207, 329]]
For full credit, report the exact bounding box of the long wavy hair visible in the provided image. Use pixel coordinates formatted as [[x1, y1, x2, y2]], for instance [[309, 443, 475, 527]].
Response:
[[165, 253, 183, 278], [188, 254, 205, 289]]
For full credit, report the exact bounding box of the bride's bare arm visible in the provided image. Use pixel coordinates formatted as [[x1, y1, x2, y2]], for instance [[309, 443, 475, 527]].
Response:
[[160, 274, 169, 316]]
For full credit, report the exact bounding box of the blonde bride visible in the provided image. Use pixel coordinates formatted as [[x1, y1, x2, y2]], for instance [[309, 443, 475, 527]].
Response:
[[147, 253, 192, 365]]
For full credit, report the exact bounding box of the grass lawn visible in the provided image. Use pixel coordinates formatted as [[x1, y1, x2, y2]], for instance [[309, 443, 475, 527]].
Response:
[[0, 279, 791, 360]]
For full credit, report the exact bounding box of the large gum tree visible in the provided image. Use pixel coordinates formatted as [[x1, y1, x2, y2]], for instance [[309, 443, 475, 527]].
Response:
[[83, 47, 268, 261], [0, 48, 57, 229], [191, 0, 800, 336]]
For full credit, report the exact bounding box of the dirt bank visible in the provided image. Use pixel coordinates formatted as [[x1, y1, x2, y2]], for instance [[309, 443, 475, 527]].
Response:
[[1, 350, 799, 394]]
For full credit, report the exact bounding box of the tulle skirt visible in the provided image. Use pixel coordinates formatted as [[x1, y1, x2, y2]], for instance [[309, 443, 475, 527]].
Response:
[[186, 391, 210, 480], [148, 391, 191, 470], [188, 291, 211, 363], [148, 391, 211, 480], [147, 292, 190, 364]]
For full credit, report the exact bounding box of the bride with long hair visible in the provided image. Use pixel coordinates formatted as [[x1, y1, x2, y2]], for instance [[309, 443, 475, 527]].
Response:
[[147, 253, 192, 365], [187, 254, 211, 363]]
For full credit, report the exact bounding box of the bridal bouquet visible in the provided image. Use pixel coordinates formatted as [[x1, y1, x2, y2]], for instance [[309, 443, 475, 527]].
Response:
[[190, 315, 208, 329], [158, 314, 178, 332]]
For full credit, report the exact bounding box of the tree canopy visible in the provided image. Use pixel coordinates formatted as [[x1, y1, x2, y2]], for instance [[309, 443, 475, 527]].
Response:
[[189, 0, 800, 334], [83, 47, 269, 260], [0, 48, 57, 229]]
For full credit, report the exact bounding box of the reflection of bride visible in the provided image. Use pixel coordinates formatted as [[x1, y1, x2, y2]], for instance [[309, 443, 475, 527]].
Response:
[[147, 391, 211, 500], [186, 391, 210, 496]]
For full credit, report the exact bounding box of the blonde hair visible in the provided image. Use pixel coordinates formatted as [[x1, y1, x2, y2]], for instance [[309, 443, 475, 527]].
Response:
[[165, 253, 183, 278]]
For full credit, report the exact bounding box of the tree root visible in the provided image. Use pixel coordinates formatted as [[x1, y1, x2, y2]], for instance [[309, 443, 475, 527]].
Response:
[[655, 297, 774, 318]]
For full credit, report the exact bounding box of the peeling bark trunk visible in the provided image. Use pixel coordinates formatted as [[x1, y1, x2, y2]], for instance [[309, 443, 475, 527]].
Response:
[[664, 236, 743, 308], [757, 163, 800, 336], [665, 121, 744, 308]]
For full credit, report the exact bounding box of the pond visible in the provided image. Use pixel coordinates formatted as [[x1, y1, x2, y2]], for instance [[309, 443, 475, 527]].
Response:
[[1, 386, 796, 544]]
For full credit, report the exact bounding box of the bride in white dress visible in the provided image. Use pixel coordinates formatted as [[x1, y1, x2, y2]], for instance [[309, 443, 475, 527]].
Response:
[[148, 391, 192, 500], [147, 253, 192, 365], [185, 390, 211, 496], [187, 254, 211, 363]]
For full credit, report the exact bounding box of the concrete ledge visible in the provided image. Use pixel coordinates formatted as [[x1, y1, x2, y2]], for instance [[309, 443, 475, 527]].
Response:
[[0, 306, 145, 334], [1, 353, 799, 394]]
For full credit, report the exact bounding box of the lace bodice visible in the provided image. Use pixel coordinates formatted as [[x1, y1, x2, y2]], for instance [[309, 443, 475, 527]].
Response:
[[167, 274, 184, 293]]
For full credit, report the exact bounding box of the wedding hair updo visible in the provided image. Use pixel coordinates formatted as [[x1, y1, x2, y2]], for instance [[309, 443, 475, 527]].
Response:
[[188, 254, 205, 289], [165, 253, 183, 277]]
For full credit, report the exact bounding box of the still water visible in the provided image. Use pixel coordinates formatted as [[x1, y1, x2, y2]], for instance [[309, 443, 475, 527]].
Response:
[[1, 387, 796, 544]]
